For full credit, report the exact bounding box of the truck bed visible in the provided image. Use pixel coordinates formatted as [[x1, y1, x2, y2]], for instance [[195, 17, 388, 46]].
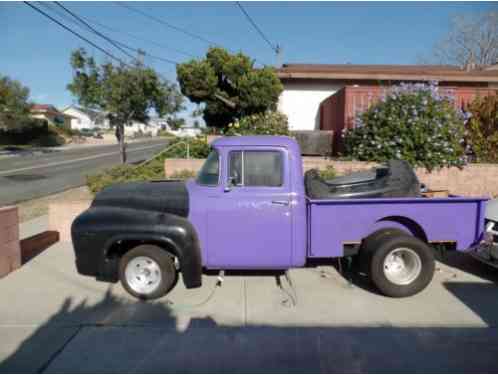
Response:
[[307, 196, 487, 258]]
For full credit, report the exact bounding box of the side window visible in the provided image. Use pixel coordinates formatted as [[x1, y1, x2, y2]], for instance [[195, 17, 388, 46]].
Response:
[[228, 150, 283, 187]]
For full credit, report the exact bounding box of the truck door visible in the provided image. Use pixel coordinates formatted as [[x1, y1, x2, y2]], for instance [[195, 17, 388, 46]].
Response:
[[206, 148, 293, 268]]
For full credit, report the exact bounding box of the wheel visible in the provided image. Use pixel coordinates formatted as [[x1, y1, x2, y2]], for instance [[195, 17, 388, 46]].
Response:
[[357, 228, 408, 273], [119, 244, 178, 300], [370, 235, 435, 298]]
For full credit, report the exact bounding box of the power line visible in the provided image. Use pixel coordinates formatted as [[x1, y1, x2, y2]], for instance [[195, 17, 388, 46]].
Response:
[[113, 40, 180, 65], [75, 14, 196, 59], [114, 2, 220, 47], [235, 2, 279, 54], [24, 1, 129, 66], [54, 1, 138, 62], [45, 2, 179, 66]]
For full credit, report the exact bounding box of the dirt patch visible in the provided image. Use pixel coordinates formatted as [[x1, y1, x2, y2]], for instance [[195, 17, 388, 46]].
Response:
[[17, 186, 93, 223]]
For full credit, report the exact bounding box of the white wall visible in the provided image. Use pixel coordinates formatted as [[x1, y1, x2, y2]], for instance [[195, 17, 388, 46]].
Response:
[[63, 107, 110, 130], [124, 121, 160, 137], [278, 81, 343, 131]]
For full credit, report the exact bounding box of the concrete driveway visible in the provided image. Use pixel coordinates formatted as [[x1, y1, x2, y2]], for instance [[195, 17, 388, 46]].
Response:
[[1, 217, 498, 373]]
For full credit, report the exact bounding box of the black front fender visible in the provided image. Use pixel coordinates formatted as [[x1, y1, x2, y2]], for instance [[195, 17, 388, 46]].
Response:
[[72, 206, 202, 289]]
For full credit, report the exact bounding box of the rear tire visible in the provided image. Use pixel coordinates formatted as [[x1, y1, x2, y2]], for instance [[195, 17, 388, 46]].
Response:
[[370, 235, 435, 297], [357, 228, 408, 273], [119, 245, 178, 300]]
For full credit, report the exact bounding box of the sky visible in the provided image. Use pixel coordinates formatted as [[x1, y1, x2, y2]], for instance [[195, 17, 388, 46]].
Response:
[[1, 1, 496, 123]]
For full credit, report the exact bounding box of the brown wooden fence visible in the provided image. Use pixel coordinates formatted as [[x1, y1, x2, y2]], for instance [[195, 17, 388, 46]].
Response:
[[320, 85, 497, 154]]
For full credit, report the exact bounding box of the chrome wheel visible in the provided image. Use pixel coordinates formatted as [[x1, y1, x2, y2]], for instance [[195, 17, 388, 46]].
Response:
[[383, 248, 422, 285], [124, 256, 162, 295]]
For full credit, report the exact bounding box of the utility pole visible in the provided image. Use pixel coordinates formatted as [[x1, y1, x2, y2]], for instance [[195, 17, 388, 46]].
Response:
[[276, 44, 283, 68], [137, 49, 146, 66]]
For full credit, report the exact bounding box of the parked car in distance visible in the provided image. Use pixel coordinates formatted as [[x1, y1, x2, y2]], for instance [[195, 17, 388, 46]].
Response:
[[72, 136, 488, 301]]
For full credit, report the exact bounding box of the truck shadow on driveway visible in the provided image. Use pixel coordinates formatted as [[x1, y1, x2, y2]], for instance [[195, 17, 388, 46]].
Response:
[[2, 287, 498, 373]]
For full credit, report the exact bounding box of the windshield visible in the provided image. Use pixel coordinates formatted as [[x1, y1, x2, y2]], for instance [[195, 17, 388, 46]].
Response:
[[196, 149, 219, 186]]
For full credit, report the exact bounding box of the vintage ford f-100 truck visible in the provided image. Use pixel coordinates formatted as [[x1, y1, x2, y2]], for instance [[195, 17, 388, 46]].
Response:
[[72, 136, 488, 300]]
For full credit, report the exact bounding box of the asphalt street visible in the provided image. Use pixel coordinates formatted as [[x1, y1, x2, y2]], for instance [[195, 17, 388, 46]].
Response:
[[0, 139, 169, 205]]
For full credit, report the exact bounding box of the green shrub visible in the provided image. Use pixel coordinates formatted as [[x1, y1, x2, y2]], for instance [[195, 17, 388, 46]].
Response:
[[157, 129, 176, 137], [466, 95, 498, 163], [169, 169, 197, 180], [344, 82, 466, 171], [317, 165, 336, 180], [156, 136, 211, 159], [86, 161, 165, 194], [86, 136, 210, 194], [223, 111, 289, 136]]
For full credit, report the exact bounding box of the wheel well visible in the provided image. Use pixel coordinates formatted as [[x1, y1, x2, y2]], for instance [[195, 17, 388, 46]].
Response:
[[376, 216, 428, 243], [106, 239, 177, 261]]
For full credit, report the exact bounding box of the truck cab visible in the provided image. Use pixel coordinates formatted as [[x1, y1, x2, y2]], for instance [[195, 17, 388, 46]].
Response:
[[187, 136, 307, 270]]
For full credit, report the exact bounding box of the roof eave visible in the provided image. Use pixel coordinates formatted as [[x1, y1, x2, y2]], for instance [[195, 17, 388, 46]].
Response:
[[277, 72, 498, 83]]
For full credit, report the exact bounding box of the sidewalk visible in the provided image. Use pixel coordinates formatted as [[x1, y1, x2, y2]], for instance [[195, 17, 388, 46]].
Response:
[[1, 217, 498, 372]]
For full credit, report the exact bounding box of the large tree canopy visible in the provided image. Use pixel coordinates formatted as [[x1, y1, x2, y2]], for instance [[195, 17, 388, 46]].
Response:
[[0, 74, 31, 130], [68, 48, 183, 162], [176, 47, 283, 129]]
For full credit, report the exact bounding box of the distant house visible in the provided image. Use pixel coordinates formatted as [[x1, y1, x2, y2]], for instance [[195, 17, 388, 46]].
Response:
[[124, 118, 171, 137], [30, 104, 74, 129], [277, 64, 498, 132], [62, 105, 110, 131]]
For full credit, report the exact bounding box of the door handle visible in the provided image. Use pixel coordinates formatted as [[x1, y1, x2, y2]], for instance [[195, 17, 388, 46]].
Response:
[[271, 200, 290, 206]]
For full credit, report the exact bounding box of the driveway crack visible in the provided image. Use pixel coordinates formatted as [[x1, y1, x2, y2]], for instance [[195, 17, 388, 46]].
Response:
[[37, 325, 83, 373]]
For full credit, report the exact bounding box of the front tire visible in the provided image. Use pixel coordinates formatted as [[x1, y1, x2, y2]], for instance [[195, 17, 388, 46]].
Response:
[[370, 235, 435, 298], [119, 245, 178, 300]]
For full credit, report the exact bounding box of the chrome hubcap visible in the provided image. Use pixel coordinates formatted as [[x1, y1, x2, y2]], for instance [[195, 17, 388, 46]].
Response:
[[125, 256, 162, 295], [383, 248, 422, 285]]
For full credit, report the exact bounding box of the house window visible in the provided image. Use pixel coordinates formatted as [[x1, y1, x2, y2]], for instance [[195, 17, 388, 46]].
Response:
[[228, 151, 283, 187]]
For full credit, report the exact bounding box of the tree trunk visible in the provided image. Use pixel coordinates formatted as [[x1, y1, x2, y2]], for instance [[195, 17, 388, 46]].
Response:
[[116, 124, 127, 164]]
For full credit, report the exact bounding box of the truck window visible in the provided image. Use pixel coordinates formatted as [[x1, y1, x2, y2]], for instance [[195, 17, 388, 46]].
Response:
[[196, 149, 219, 186], [228, 151, 283, 187], [229, 151, 243, 186]]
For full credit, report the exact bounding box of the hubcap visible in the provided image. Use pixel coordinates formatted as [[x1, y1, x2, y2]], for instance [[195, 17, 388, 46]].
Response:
[[125, 256, 162, 295], [383, 248, 422, 285]]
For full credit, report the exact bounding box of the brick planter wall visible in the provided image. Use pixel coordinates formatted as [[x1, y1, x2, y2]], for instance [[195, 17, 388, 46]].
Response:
[[0, 206, 21, 278], [49, 201, 91, 242], [164, 157, 498, 197]]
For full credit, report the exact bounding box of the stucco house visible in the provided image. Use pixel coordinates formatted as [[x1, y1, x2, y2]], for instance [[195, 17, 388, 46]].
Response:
[[124, 117, 171, 137], [276, 63, 498, 154], [30, 104, 74, 129], [62, 105, 110, 131]]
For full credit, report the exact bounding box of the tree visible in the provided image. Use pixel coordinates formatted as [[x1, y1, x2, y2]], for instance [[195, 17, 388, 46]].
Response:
[[67, 48, 183, 163], [0, 75, 31, 130], [176, 47, 283, 129], [430, 11, 498, 68], [167, 116, 186, 131]]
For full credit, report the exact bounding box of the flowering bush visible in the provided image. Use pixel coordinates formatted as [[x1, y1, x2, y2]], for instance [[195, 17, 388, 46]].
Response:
[[344, 82, 467, 171], [223, 111, 289, 136], [466, 95, 498, 163]]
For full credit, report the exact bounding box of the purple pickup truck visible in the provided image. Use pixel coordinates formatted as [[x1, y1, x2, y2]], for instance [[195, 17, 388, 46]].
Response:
[[72, 136, 488, 300]]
